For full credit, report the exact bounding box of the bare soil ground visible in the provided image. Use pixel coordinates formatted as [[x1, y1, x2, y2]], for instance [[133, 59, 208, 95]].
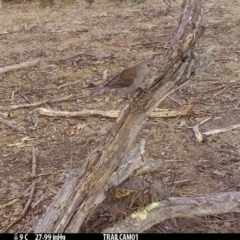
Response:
[[1, 0, 240, 233]]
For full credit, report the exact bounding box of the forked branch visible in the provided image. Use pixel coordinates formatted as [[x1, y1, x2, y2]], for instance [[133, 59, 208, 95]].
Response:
[[35, 0, 205, 233]]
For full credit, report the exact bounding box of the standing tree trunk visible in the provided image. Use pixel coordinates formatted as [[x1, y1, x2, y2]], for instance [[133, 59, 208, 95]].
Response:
[[35, 0, 205, 232]]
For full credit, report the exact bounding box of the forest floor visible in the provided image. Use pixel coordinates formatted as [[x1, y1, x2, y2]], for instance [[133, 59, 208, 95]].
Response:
[[1, 0, 240, 233]]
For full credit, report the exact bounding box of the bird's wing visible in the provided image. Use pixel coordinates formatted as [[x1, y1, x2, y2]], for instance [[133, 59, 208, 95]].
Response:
[[106, 69, 136, 88]]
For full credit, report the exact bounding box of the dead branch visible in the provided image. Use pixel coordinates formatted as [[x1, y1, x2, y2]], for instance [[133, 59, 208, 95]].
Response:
[[36, 140, 146, 233], [203, 124, 240, 136], [36, 140, 145, 232], [31, 147, 37, 178], [57, 80, 82, 89], [70, 139, 146, 206], [192, 117, 211, 142], [38, 105, 192, 119], [0, 58, 40, 74], [151, 105, 192, 118], [35, 0, 206, 233], [0, 94, 83, 111], [0, 116, 26, 133], [192, 118, 240, 142], [4, 147, 37, 232], [102, 191, 240, 233], [47, 29, 88, 34], [50, 51, 112, 63], [0, 199, 19, 210], [0, 112, 8, 118], [0, 29, 21, 35], [51, 52, 90, 62]]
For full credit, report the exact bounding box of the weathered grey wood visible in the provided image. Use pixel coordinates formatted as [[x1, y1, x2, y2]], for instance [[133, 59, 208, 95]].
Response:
[[35, 139, 146, 232], [103, 191, 240, 233], [38, 105, 192, 118], [0, 58, 40, 74], [35, 0, 205, 233]]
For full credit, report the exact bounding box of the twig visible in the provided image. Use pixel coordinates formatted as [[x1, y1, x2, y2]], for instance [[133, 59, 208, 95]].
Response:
[[212, 85, 228, 99], [18, 91, 31, 103], [202, 124, 240, 136], [31, 147, 37, 177], [57, 80, 82, 89], [36, 181, 64, 190], [0, 94, 83, 111], [215, 58, 234, 62], [0, 199, 19, 210], [165, 178, 191, 186], [0, 112, 8, 118], [167, 96, 182, 106], [163, 0, 172, 7], [0, 58, 40, 74], [0, 180, 64, 211], [0, 29, 21, 35], [47, 29, 88, 34], [103, 69, 108, 81], [192, 117, 211, 142], [22, 170, 59, 182], [0, 116, 26, 133], [4, 147, 37, 232], [192, 120, 240, 141], [51, 52, 94, 63]]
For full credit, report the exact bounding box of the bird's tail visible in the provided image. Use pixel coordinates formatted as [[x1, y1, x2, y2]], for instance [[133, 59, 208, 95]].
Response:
[[90, 86, 107, 96]]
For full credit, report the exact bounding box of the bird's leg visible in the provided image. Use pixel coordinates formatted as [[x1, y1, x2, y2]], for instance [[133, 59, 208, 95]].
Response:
[[139, 87, 147, 93], [121, 93, 132, 103], [123, 94, 135, 108], [127, 94, 132, 102]]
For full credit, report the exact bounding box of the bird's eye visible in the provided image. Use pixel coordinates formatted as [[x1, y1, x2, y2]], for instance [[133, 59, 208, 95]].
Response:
[[148, 64, 151, 67]]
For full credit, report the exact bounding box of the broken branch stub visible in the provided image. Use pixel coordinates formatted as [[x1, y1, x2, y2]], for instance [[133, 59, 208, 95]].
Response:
[[35, 0, 205, 233]]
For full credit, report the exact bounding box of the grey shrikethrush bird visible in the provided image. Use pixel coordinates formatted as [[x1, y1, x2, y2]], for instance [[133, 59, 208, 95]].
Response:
[[91, 60, 152, 97]]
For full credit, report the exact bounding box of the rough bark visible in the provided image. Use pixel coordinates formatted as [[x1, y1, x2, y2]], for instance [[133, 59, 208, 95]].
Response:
[[35, 139, 146, 232], [35, 0, 205, 232]]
